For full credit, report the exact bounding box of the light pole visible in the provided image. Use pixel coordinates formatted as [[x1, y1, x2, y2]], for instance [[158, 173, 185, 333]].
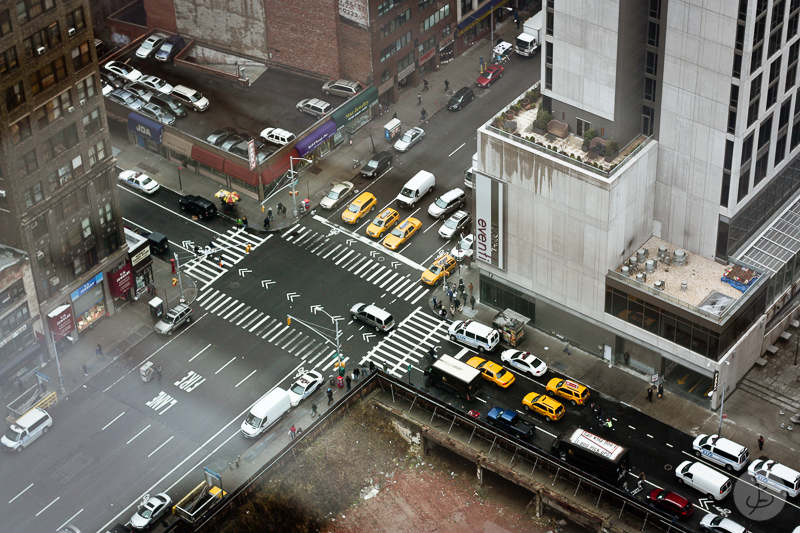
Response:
[[49, 331, 66, 394], [289, 157, 313, 218], [707, 360, 730, 436], [490, 7, 514, 51]]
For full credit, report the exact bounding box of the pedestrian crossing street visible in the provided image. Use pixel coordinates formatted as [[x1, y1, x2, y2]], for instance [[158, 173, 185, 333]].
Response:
[[182, 228, 272, 289], [363, 307, 474, 377], [281, 225, 430, 305], [195, 287, 349, 375]]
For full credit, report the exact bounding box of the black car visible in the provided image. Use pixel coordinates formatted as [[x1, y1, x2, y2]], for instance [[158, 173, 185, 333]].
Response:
[[220, 133, 249, 151], [179, 195, 217, 219], [361, 151, 393, 178], [229, 139, 271, 164], [100, 71, 124, 89], [150, 93, 187, 118], [448, 87, 475, 111], [207, 127, 237, 146]]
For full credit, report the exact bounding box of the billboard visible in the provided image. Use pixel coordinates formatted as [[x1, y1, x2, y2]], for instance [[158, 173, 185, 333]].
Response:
[[474, 172, 504, 269]]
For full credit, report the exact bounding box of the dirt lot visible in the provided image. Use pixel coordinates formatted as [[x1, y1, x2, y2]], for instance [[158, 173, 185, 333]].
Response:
[[222, 404, 589, 533]]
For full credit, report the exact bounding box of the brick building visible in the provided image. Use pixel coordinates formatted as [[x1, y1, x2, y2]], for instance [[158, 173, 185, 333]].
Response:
[[0, 0, 129, 362]]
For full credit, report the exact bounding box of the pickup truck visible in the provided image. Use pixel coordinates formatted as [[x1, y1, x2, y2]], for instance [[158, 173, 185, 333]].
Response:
[[486, 407, 535, 439]]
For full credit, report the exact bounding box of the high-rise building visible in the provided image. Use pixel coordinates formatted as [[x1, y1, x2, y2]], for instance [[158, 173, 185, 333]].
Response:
[[0, 0, 127, 382], [475, 0, 800, 407]]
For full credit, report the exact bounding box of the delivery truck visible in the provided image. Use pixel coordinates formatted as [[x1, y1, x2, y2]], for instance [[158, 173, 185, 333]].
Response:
[[515, 11, 543, 57]]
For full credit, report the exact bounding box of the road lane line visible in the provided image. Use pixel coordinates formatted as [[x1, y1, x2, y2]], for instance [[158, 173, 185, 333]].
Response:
[[235, 369, 257, 388], [57, 509, 83, 531], [423, 219, 442, 234], [453, 348, 471, 360], [35, 496, 60, 517], [188, 344, 212, 362], [8, 483, 33, 503], [147, 436, 174, 458], [101, 411, 125, 431], [449, 142, 466, 157], [215, 357, 237, 374], [127, 424, 151, 445]]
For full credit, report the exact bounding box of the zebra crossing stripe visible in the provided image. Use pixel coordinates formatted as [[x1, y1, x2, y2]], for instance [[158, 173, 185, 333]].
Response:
[[309, 239, 329, 254], [395, 281, 417, 299], [352, 259, 373, 276], [329, 247, 349, 262], [223, 303, 247, 322], [386, 275, 410, 293], [197, 289, 218, 303], [319, 353, 347, 372], [453, 347, 472, 360], [322, 244, 342, 259], [281, 330, 304, 350], [217, 300, 239, 318], [378, 271, 400, 289], [373, 269, 394, 286], [202, 291, 227, 309], [306, 346, 332, 364], [290, 337, 316, 355], [238, 309, 261, 327], [208, 295, 232, 313], [366, 265, 386, 282], [268, 325, 290, 343], [304, 234, 325, 248], [284, 226, 308, 242], [294, 230, 318, 247], [249, 314, 271, 332], [408, 286, 428, 304], [262, 321, 283, 339], [347, 256, 367, 271], [335, 249, 355, 265]]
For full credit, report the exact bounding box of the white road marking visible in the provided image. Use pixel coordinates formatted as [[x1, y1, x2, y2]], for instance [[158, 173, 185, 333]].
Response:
[[449, 142, 466, 157], [56, 509, 83, 532], [147, 436, 174, 458], [127, 424, 151, 445], [236, 369, 258, 387], [8, 483, 33, 503], [215, 357, 236, 374], [249, 314, 271, 332], [35, 496, 60, 517], [188, 344, 212, 362], [101, 411, 125, 431]]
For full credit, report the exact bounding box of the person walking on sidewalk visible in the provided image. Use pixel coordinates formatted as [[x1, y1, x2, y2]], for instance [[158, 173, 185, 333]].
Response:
[[450, 304, 455, 318], [289, 425, 296, 440], [327, 388, 334, 405], [637, 472, 646, 490], [440, 307, 447, 321], [241, 215, 248, 229], [96, 344, 103, 357], [264, 216, 270, 229], [432, 296, 438, 310], [470, 295, 476, 310], [468, 282, 474, 296], [458, 278, 466, 298], [420, 108, 427, 122], [647, 387, 653, 402], [82, 363, 88, 376], [156, 365, 162, 380], [267, 207, 273, 220], [311, 402, 318, 417], [658, 382, 664, 398], [758, 435, 764, 450], [563, 342, 571, 355], [353, 367, 360, 381], [417, 93, 422, 105], [369, 360, 376, 375], [444, 79, 449, 91], [345, 375, 351, 391], [423, 79, 429, 91]]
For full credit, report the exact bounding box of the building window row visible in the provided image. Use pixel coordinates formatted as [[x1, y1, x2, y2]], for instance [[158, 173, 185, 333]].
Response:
[[420, 4, 449, 34], [15, 0, 54, 25], [418, 35, 435, 55], [0, 303, 30, 337], [19, 149, 37, 175], [23, 21, 60, 58], [76, 74, 96, 101], [0, 280, 26, 315], [34, 89, 71, 129], [788, 41, 799, 92], [0, 45, 19, 77], [23, 181, 43, 208], [766, 57, 781, 108], [82, 107, 101, 136], [748, 73, 762, 127], [396, 50, 414, 73], [419, 0, 434, 10], [380, 8, 411, 39], [6, 80, 25, 112], [29, 56, 67, 96], [42, 122, 79, 162], [380, 30, 412, 62], [71, 41, 91, 71], [54, 185, 88, 222], [0, 9, 11, 36], [377, 0, 405, 18], [87, 140, 106, 167], [10, 115, 32, 144], [47, 162, 72, 191]]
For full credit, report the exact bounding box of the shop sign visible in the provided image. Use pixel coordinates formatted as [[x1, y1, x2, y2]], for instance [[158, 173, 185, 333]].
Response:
[[127, 113, 164, 144], [420, 48, 436, 64], [109, 262, 134, 297], [191, 146, 225, 171], [46, 304, 75, 339], [248, 139, 257, 170], [398, 64, 415, 80], [131, 245, 151, 267], [163, 131, 193, 156], [339, 0, 368, 27], [474, 172, 504, 269], [295, 121, 337, 157], [71, 272, 104, 302], [0, 324, 27, 348], [440, 35, 454, 48]]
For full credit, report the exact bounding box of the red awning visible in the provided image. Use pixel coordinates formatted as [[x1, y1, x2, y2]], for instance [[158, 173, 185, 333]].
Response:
[[191, 146, 225, 171], [108, 262, 133, 297], [46, 304, 75, 339], [223, 159, 259, 186]]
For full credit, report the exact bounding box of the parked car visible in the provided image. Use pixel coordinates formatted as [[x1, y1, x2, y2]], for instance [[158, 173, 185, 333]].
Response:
[[130, 492, 172, 530], [361, 151, 393, 177], [207, 127, 238, 146], [107, 89, 144, 110], [104, 61, 141, 81], [476, 65, 504, 87], [322, 79, 363, 97], [229, 139, 269, 164], [699, 514, 749, 533], [646, 489, 693, 519], [150, 93, 187, 118], [139, 102, 176, 125], [101, 78, 114, 96], [220, 133, 249, 151], [171, 85, 209, 111], [501, 349, 548, 377], [428, 188, 466, 219], [123, 82, 155, 103], [320, 181, 355, 210], [179, 195, 217, 219], [135, 33, 167, 59], [118, 170, 160, 194], [297, 98, 332, 117], [154, 303, 193, 335], [394, 127, 425, 152], [287, 370, 324, 406], [451, 233, 474, 261], [155, 35, 186, 62], [260, 127, 296, 146], [448, 86, 475, 111], [138, 75, 173, 95], [100, 71, 124, 90], [439, 210, 472, 239]]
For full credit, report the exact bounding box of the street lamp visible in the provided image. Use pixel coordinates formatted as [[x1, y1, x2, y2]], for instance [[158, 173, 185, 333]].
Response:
[[707, 360, 731, 436], [289, 157, 313, 218], [490, 7, 514, 52], [49, 331, 66, 394]]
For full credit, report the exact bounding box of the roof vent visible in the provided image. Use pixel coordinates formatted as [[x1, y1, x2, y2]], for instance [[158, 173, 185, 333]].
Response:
[[621, 266, 630, 277], [681, 280, 688, 291], [658, 245, 668, 261], [654, 280, 663, 290], [645, 259, 656, 274], [636, 273, 647, 283], [628, 257, 638, 271], [672, 249, 687, 266], [636, 249, 647, 264]]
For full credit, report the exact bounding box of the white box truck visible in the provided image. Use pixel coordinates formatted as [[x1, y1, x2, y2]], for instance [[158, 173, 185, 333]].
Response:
[[515, 11, 543, 57]]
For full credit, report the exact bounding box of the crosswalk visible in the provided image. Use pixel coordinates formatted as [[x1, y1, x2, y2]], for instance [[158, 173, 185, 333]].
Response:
[[182, 228, 272, 289], [195, 288, 349, 374], [362, 307, 474, 377], [282, 225, 430, 304]]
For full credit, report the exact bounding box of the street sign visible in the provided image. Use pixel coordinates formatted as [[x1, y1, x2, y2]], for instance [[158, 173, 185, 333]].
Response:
[[204, 467, 221, 481], [650, 373, 659, 384], [35, 370, 50, 382], [248, 139, 256, 170], [711, 370, 719, 392]]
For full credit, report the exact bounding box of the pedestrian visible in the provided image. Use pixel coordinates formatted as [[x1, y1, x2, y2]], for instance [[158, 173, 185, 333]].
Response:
[[423, 79, 429, 91], [311, 402, 318, 417], [236, 217, 243, 227], [369, 360, 376, 375], [241, 215, 248, 229], [458, 278, 466, 297], [393, 112, 398, 119], [638, 472, 646, 490], [623, 351, 630, 366], [450, 304, 455, 318], [96, 344, 103, 357], [595, 404, 602, 420], [563, 342, 571, 355], [82, 362, 88, 376], [515, 13, 520, 30], [417, 93, 422, 105], [277, 202, 284, 218], [194, 245, 200, 257], [264, 216, 270, 229], [758, 435, 764, 450], [444, 79, 449, 91], [354, 367, 360, 381], [468, 282, 474, 295], [327, 388, 334, 405], [657, 382, 664, 398], [454, 298, 461, 311], [296, 427, 303, 436], [268, 207, 273, 220], [282, 204, 287, 218], [156, 365, 162, 380], [448, 289, 454, 303], [432, 295, 438, 310], [420, 108, 427, 122], [345, 375, 351, 391], [290, 424, 296, 439], [647, 387, 653, 402], [440, 307, 447, 321], [470, 295, 476, 310]]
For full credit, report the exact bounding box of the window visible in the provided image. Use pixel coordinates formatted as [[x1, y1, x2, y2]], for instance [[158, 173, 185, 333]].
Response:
[[47, 163, 72, 191], [741, 132, 755, 165], [649, 0, 661, 19], [99, 202, 112, 225], [766, 58, 781, 107], [546, 41, 553, 65], [96, 170, 111, 194], [730, 84, 740, 108], [381, 69, 391, 83], [380, 30, 411, 62], [748, 74, 762, 127], [758, 115, 773, 149], [545, 65, 552, 91], [71, 41, 91, 70], [23, 21, 60, 57], [721, 140, 734, 207], [418, 36, 435, 54], [43, 123, 79, 161], [65, 222, 82, 247], [420, 4, 449, 33], [773, 0, 786, 29], [768, 28, 782, 57], [738, 168, 750, 202], [34, 90, 71, 128], [16, 0, 55, 24], [735, 23, 746, 51], [728, 109, 738, 134], [646, 50, 658, 75], [787, 42, 799, 91], [0, 304, 30, 337], [419, 0, 434, 10], [776, 132, 788, 165], [396, 50, 414, 73], [76, 75, 96, 101], [10, 116, 32, 144], [780, 98, 792, 129], [23, 181, 43, 208], [81, 217, 91, 238], [381, 8, 411, 38], [442, 24, 451, 38], [377, 0, 404, 17], [5, 80, 25, 111], [733, 52, 743, 79], [752, 44, 764, 73], [65, 6, 85, 31], [0, 9, 11, 36], [82, 107, 101, 136], [753, 151, 769, 186], [644, 77, 656, 102], [88, 140, 106, 167], [29, 57, 67, 96], [0, 280, 26, 314], [647, 21, 659, 46], [789, 10, 799, 38], [546, 9, 553, 36], [19, 149, 37, 175], [792, 120, 800, 150], [754, 13, 767, 45], [0, 46, 19, 76]]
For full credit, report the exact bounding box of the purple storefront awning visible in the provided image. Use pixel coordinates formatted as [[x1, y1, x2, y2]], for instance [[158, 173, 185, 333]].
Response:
[[295, 121, 337, 157]]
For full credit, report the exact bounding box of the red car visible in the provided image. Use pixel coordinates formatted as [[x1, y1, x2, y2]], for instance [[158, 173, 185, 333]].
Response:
[[476, 65, 504, 87], [646, 489, 693, 519]]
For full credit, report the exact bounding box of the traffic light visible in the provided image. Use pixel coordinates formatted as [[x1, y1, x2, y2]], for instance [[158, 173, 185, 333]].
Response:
[[172, 278, 178, 287], [245, 244, 251, 254], [287, 317, 291, 326]]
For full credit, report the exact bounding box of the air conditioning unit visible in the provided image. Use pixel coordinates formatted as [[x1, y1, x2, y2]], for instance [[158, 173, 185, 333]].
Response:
[[68, 27, 76, 37], [36, 250, 44, 260], [36, 46, 46, 56], [79, 99, 85, 106], [49, 276, 60, 286], [67, 106, 74, 113]]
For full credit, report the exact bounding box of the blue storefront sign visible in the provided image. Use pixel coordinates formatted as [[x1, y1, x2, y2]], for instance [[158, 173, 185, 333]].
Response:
[[128, 112, 164, 144], [295, 120, 337, 157], [71, 272, 104, 302]]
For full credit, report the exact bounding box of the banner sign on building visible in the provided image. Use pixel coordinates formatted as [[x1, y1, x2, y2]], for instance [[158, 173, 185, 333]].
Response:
[[127, 113, 164, 144], [109, 262, 134, 297], [71, 272, 104, 302], [46, 304, 75, 339], [339, 0, 368, 27], [474, 172, 504, 269]]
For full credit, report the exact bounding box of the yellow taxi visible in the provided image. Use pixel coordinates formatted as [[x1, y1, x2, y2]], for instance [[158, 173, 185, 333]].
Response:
[[366, 207, 399, 238], [342, 192, 377, 224], [421, 254, 457, 285], [466, 356, 515, 388], [546, 378, 590, 405], [522, 392, 565, 421], [383, 217, 421, 250]]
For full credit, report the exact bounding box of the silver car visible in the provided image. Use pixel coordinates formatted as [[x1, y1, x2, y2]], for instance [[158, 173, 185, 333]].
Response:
[[108, 89, 144, 110], [322, 79, 363, 98], [320, 181, 354, 210], [394, 127, 425, 152], [155, 303, 193, 335], [130, 493, 172, 530], [297, 98, 332, 118], [138, 75, 173, 95], [135, 33, 167, 59], [140, 102, 176, 125], [439, 210, 472, 239]]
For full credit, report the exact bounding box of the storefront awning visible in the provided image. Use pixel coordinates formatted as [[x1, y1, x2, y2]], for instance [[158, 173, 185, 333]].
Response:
[[331, 86, 379, 128], [128, 113, 164, 144], [46, 304, 75, 339], [223, 159, 259, 186], [109, 262, 133, 298], [295, 120, 337, 157], [191, 145, 225, 171], [457, 0, 509, 31]]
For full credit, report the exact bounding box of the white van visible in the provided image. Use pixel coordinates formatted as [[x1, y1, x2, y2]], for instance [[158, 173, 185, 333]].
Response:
[[1, 407, 52, 452], [241, 388, 292, 438], [692, 434, 750, 471], [396, 171, 435, 209], [675, 460, 733, 500], [448, 320, 500, 353], [748, 459, 800, 497], [350, 303, 395, 332]]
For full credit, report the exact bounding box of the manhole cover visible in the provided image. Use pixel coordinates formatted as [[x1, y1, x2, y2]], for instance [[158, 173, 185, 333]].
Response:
[[229, 282, 240, 289], [664, 464, 673, 471]]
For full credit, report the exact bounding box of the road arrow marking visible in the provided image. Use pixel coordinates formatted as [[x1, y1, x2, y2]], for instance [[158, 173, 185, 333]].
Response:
[[239, 268, 252, 277], [261, 280, 275, 288], [332, 315, 344, 323], [182, 240, 195, 249], [677, 373, 689, 385], [370, 250, 378, 257], [697, 498, 713, 511], [287, 292, 299, 302], [362, 332, 375, 342], [347, 239, 355, 246], [391, 261, 400, 268], [310, 305, 323, 314]]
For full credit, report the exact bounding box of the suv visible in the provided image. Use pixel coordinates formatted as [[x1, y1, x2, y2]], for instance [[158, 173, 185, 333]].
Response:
[[428, 188, 466, 219], [150, 93, 187, 117], [171, 85, 209, 111], [297, 98, 332, 117], [155, 303, 193, 335], [260, 127, 296, 146], [179, 195, 217, 219], [155, 35, 186, 62], [322, 79, 363, 98], [448, 87, 475, 111]]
